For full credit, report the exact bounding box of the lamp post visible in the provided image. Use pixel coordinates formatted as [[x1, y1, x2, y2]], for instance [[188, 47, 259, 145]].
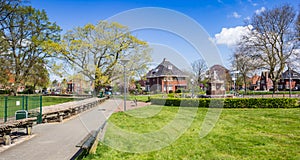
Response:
[[191, 79, 194, 98], [288, 62, 292, 98], [231, 70, 240, 96], [121, 59, 130, 111]]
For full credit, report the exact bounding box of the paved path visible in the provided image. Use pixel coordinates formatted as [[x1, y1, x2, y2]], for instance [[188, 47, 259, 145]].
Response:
[[0, 99, 123, 160]]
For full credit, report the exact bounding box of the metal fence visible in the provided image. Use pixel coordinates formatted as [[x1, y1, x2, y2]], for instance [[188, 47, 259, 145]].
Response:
[[0, 96, 42, 123]]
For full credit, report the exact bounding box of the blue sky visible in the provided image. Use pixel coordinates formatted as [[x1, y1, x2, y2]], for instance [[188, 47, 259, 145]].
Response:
[[31, 0, 299, 70]]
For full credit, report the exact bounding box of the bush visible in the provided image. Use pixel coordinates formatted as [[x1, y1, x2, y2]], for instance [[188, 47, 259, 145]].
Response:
[[175, 89, 182, 93], [241, 91, 300, 95], [150, 97, 299, 108], [0, 90, 9, 94]]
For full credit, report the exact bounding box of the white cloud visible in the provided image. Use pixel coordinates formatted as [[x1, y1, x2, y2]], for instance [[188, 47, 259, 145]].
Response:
[[255, 7, 265, 15], [244, 16, 251, 21], [248, 0, 258, 6], [214, 25, 252, 47], [232, 12, 241, 18]]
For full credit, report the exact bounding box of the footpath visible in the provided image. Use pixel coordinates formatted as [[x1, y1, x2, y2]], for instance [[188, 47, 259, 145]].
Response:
[[0, 99, 126, 160]]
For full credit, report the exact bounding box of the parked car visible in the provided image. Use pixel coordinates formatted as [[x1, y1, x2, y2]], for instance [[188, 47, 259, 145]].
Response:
[[197, 94, 211, 98]]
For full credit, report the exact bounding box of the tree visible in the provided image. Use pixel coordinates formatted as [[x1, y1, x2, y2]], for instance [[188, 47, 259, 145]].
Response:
[[231, 45, 264, 93], [0, 5, 61, 95], [191, 59, 208, 86], [242, 4, 299, 93], [26, 60, 50, 89], [296, 8, 300, 39], [0, 0, 25, 54], [61, 78, 67, 94], [59, 21, 151, 95], [0, 0, 21, 86]]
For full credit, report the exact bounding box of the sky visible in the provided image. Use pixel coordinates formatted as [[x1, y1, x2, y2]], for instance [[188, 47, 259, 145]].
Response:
[[30, 0, 299, 72]]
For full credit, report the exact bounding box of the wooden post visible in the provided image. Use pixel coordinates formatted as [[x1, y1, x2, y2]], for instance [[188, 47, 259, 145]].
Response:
[[3, 134, 11, 145]]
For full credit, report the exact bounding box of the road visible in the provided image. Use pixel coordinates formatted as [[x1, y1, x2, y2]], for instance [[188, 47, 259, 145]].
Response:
[[0, 99, 121, 160]]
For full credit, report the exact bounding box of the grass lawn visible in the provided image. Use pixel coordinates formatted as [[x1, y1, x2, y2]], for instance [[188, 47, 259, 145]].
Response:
[[85, 106, 300, 160], [127, 95, 150, 102], [42, 96, 80, 106]]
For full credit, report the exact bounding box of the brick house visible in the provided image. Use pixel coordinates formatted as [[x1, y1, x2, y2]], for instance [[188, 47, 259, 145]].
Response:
[[146, 58, 188, 93], [250, 69, 300, 91], [250, 71, 273, 91], [278, 69, 300, 90]]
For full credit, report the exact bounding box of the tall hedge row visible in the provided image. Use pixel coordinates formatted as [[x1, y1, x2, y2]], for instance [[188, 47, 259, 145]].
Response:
[[150, 98, 299, 108]]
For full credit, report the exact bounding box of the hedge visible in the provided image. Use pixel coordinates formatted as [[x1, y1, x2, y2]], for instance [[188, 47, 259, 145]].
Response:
[[239, 91, 300, 95], [150, 97, 299, 108]]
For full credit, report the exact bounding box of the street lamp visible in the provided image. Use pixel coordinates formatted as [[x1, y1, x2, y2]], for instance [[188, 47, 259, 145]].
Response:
[[191, 79, 195, 98], [231, 70, 240, 95], [121, 59, 130, 111], [287, 62, 292, 98]]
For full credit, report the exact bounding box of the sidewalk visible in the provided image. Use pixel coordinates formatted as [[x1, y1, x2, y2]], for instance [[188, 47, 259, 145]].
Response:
[[0, 99, 121, 160]]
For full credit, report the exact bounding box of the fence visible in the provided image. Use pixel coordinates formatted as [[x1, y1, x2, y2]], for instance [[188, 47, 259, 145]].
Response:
[[0, 96, 42, 123]]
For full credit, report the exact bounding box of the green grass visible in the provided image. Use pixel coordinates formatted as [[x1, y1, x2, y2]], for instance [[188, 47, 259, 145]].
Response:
[[127, 95, 151, 102], [42, 96, 79, 106], [85, 106, 300, 160]]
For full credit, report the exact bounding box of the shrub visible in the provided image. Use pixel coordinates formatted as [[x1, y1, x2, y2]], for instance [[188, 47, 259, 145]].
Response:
[[175, 89, 182, 93], [0, 90, 9, 94], [150, 97, 299, 108]]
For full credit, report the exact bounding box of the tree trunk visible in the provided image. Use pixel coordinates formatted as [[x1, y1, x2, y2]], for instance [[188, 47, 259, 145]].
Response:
[[93, 86, 100, 97], [244, 79, 247, 94], [272, 80, 278, 94], [10, 86, 17, 96]]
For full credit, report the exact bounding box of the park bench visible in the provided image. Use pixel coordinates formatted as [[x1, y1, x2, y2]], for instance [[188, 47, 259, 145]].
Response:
[[71, 121, 107, 159], [0, 117, 36, 145]]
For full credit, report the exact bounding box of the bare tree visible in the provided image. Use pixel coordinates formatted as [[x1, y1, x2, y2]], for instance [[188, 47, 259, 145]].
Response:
[[242, 4, 299, 93], [232, 44, 264, 93], [191, 59, 208, 86], [296, 8, 300, 39]]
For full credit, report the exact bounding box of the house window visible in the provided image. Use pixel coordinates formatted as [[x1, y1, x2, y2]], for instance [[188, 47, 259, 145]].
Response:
[[177, 77, 185, 81], [168, 65, 172, 70], [164, 85, 173, 91]]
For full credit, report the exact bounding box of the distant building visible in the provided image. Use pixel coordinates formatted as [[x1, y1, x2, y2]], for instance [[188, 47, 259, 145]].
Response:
[[206, 65, 230, 95], [146, 58, 188, 93], [260, 71, 273, 91], [67, 79, 92, 94], [250, 69, 300, 91], [278, 69, 300, 91]]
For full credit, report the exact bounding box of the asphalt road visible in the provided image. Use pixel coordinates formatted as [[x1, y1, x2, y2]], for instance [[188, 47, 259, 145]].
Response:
[[0, 99, 121, 160]]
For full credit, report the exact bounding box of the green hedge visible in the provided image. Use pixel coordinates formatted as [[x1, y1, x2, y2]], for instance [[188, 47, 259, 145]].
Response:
[[240, 91, 300, 95], [150, 98, 299, 108]]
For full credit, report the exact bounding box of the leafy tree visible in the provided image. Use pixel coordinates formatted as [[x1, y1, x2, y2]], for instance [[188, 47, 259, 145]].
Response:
[[0, 0, 21, 86], [0, 0, 22, 52], [61, 78, 68, 93], [59, 21, 151, 95], [242, 4, 299, 93], [0, 5, 61, 95], [26, 59, 50, 89]]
